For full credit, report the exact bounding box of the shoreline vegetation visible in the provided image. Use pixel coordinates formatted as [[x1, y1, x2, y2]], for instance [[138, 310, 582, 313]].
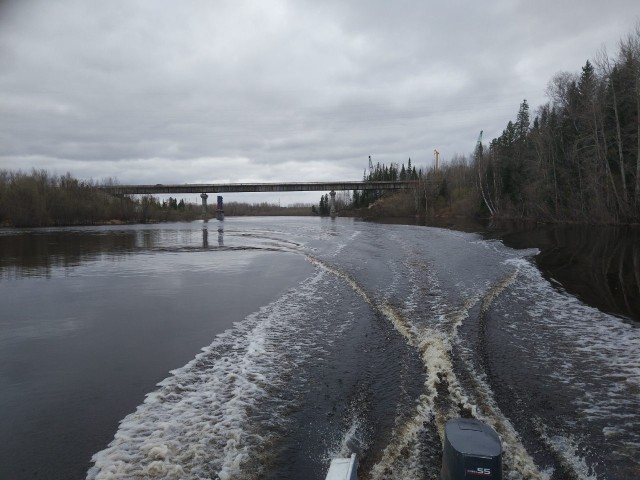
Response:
[[0, 170, 316, 228], [350, 24, 640, 226], [2, 25, 639, 228]]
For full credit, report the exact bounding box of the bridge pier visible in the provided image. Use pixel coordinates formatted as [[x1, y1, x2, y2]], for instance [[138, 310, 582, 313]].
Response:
[[216, 195, 224, 221], [200, 193, 208, 215], [329, 190, 337, 217]]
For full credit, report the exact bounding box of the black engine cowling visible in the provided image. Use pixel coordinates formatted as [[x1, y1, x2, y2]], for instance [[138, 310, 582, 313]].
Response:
[[441, 418, 502, 480]]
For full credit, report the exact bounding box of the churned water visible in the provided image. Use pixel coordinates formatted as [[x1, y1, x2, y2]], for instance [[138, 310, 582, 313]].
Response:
[[0, 218, 638, 479]]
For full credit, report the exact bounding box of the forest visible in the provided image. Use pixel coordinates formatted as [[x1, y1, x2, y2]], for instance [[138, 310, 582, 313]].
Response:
[[0, 170, 137, 227], [316, 26, 638, 223], [344, 25, 640, 223], [0, 170, 211, 227], [427, 25, 640, 223]]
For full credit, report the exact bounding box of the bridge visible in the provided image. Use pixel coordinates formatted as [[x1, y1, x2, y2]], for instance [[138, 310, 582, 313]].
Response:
[[98, 181, 416, 195], [98, 180, 419, 218]]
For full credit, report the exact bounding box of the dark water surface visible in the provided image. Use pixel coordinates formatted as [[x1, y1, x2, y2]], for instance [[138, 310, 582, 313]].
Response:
[[498, 225, 640, 323], [0, 223, 314, 479], [0, 218, 638, 479]]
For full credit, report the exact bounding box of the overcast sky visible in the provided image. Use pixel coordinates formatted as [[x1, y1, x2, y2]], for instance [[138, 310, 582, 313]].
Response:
[[1, 0, 638, 204]]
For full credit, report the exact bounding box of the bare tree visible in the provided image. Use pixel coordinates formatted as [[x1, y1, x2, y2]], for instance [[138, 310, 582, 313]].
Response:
[[596, 47, 629, 206]]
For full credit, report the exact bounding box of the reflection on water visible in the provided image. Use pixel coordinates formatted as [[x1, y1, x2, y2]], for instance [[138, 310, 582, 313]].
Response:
[[199, 226, 224, 249], [201, 227, 224, 248], [0, 229, 137, 278], [0, 222, 234, 278], [501, 225, 640, 323]]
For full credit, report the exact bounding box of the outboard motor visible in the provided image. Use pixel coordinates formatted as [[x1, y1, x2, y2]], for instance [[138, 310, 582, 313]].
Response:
[[441, 418, 502, 480]]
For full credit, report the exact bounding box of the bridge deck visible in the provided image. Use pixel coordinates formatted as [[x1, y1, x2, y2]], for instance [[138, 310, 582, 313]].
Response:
[[99, 181, 420, 195]]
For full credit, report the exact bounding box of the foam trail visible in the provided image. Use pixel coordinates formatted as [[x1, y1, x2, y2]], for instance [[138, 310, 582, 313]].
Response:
[[365, 243, 544, 480], [88, 268, 338, 480], [315, 251, 533, 478], [369, 302, 544, 480], [533, 420, 598, 480], [489, 257, 640, 477]]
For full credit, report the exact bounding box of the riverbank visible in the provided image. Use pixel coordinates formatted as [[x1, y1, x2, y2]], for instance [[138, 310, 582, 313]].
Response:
[[343, 190, 640, 227]]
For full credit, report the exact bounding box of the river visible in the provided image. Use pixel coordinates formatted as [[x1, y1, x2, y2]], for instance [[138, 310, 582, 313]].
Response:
[[0, 218, 638, 479]]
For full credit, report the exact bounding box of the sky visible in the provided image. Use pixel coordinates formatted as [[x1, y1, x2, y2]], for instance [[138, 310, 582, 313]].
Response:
[[1, 0, 638, 204]]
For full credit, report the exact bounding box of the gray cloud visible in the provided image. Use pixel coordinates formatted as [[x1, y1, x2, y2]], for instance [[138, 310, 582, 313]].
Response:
[[1, 0, 638, 203]]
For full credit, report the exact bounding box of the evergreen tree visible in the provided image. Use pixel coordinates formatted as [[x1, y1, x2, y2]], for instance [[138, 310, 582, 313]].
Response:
[[318, 194, 331, 215], [353, 190, 360, 207], [515, 99, 530, 143]]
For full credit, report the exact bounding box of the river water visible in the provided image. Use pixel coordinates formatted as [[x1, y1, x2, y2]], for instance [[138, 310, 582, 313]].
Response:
[[0, 218, 638, 480]]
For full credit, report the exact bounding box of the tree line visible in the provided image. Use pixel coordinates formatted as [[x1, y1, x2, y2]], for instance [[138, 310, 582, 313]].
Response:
[[224, 201, 312, 216], [0, 170, 139, 227], [352, 159, 420, 209], [350, 24, 640, 223], [0, 170, 317, 227], [471, 25, 640, 223], [0, 170, 206, 227]]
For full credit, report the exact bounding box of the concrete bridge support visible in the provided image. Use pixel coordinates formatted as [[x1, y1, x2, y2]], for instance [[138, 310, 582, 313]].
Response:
[[216, 195, 224, 221], [200, 193, 208, 214], [329, 190, 337, 217]]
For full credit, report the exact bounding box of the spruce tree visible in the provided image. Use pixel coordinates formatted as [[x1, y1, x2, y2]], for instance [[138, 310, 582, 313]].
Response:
[[515, 99, 530, 143]]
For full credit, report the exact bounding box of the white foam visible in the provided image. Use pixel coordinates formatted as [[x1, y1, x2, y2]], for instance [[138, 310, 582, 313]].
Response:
[[535, 424, 598, 480], [325, 407, 367, 463], [88, 268, 350, 480], [493, 257, 640, 473], [363, 241, 545, 480]]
